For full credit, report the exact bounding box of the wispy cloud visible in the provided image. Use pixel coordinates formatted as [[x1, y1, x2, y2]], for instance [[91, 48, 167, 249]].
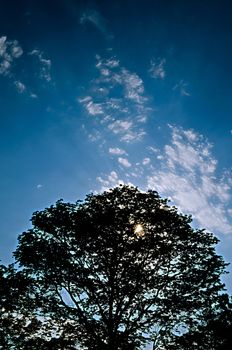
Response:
[[78, 54, 150, 143], [0, 36, 23, 76], [149, 58, 166, 79], [94, 125, 231, 235], [94, 55, 147, 105], [0, 37, 52, 95], [142, 157, 151, 165], [88, 130, 102, 142], [97, 171, 124, 192], [80, 9, 112, 39], [30, 93, 38, 99], [120, 68, 145, 104], [173, 79, 190, 96], [14, 80, 26, 93], [109, 147, 127, 155], [29, 49, 52, 82], [108, 119, 145, 142], [147, 126, 232, 234], [78, 96, 104, 116]]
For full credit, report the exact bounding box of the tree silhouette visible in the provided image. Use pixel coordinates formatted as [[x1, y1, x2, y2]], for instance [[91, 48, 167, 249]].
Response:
[[12, 185, 228, 349], [0, 264, 77, 349], [168, 293, 232, 350], [0, 264, 38, 349]]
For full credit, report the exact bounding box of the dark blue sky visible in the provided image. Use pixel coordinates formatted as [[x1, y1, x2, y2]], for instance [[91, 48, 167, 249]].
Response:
[[0, 0, 232, 290]]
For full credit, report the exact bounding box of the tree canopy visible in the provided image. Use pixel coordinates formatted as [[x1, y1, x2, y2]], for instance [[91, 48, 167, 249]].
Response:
[[1, 186, 231, 349]]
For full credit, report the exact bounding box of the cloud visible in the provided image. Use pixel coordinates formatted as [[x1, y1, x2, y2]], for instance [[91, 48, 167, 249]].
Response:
[[97, 171, 124, 192], [88, 130, 102, 142], [118, 157, 131, 168], [120, 68, 145, 104], [0, 36, 23, 76], [80, 9, 112, 38], [94, 55, 147, 105], [98, 57, 119, 68], [29, 49, 52, 82], [142, 157, 151, 165], [96, 170, 136, 193], [30, 93, 38, 99], [78, 55, 150, 143], [0, 38, 53, 97], [108, 119, 146, 142], [149, 58, 166, 79], [147, 126, 232, 234], [173, 80, 190, 96], [109, 147, 127, 155], [84, 97, 104, 116], [108, 119, 132, 133], [14, 81, 26, 93]]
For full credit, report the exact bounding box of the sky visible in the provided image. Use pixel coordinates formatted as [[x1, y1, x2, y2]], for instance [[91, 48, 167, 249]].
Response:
[[0, 0, 232, 292]]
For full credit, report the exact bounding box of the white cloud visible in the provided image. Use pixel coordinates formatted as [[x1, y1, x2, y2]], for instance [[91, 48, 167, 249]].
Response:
[[173, 80, 190, 96], [149, 58, 166, 79], [104, 58, 119, 68], [79, 97, 106, 117], [136, 115, 147, 123], [97, 171, 124, 192], [30, 93, 38, 99], [95, 56, 147, 106], [0, 38, 52, 96], [0, 60, 11, 75], [109, 147, 127, 155], [147, 146, 159, 153], [80, 10, 103, 30], [108, 119, 146, 142], [95, 55, 119, 68], [87, 104, 103, 116], [80, 9, 112, 39], [78, 54, 150, 143], [82, 96, 104, 116], [14, 81, 26, 93], [121, 129, 146, 143], [96, 170, 135, 193], [0, 36, 6, 55], [88, 130, 102, 142], [142, 157, 151, 165], [29, 49, 52, 82], [78, 96, 92, 103], [11, 44, 23, 58], [108, 120, 133, 134], [120, 68, 145, 104], [0, 36, 23, 76], [147, 126, 232, 234], [36, 184, 43, 189], [118, 157, 131, 168]]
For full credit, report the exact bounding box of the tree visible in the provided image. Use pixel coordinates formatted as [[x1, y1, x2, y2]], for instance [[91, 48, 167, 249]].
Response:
[[13, 185, 228, 349], [0, 264, 77, 349], [0, 264, 38, 349], [169, 293, 232, 350]]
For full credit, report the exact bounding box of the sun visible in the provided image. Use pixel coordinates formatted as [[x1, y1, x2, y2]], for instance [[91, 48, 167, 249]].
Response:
[[134, 224, 145, 238]]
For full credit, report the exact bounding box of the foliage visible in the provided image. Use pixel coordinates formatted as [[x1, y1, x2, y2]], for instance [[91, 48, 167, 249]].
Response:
[[0, 264, 36, 349], [2, 185, 230, 349], [168, 293, 232, 350], [0, 264, 76, 349]]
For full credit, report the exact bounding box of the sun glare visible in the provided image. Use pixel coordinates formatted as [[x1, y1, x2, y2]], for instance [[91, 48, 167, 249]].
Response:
[[134, 224, 144, 237]]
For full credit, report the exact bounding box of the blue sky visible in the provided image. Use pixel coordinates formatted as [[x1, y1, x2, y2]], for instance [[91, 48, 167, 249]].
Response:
[[0, 0, 232, 291]]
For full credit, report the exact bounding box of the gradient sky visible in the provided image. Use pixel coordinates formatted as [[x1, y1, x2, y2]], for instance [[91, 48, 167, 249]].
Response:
[[0, 0, 232, 292]]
